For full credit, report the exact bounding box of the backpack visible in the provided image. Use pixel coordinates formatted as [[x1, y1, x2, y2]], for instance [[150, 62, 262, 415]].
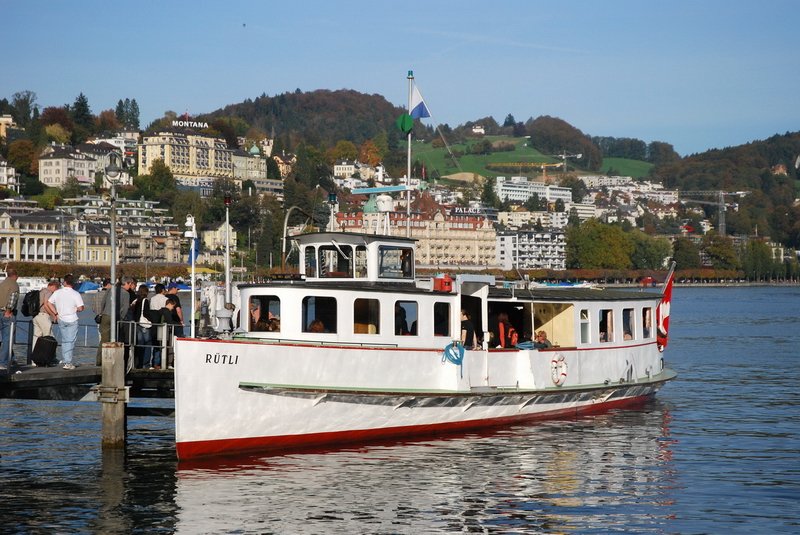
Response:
[[21, 290, 40, 317]]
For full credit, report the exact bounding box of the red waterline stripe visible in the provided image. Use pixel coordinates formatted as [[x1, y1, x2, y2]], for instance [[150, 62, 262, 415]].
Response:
[[176, 394, 653, 460]]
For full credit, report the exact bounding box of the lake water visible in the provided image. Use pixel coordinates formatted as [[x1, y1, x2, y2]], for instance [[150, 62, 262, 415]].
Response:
[[1, 286, 798, 533]]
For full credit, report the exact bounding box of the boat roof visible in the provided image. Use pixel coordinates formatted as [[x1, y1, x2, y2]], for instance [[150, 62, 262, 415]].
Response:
[[488, 286, 661, 302], [293, 231, 417, 245]]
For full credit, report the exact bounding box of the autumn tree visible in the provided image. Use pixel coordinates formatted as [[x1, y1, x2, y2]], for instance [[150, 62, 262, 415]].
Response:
[[359, 139, 382, 167], [329, 140, 358, 163], [40, 106, 74, 132], [7, 139, 37, 176], [45, 124, 71, 144], [96, 109, 122, 132]]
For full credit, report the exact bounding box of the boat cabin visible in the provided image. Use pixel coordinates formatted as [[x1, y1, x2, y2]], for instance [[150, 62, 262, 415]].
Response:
[[297, 232, 415, 282], [234, 232, 661, 352]]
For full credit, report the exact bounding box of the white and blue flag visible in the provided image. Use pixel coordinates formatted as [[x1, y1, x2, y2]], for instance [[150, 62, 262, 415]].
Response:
[[409, 85, 431, 119]]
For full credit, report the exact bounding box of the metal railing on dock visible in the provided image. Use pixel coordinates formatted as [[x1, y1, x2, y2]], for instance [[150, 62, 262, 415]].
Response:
[[10, 318, 179, 371]]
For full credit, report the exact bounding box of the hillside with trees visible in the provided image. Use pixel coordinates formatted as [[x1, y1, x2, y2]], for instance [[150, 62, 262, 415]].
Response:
[[651, 132, 800, 248]]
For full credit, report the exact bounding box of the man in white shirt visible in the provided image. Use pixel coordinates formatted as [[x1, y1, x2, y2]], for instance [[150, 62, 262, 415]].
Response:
[[44, 275, 85, 370]]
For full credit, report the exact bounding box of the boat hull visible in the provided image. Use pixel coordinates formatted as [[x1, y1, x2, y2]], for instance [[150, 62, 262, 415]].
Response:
[[174, 338, 674, 460]]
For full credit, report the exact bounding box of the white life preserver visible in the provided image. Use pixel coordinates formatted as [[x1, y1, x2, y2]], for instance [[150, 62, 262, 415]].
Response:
[[551, 354, 567, 386]]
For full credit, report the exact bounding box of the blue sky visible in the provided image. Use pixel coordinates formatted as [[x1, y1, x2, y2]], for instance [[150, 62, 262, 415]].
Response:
[[3, 0, 798, 156]]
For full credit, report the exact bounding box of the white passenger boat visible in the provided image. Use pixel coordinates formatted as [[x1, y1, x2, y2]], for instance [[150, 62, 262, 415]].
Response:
[[174, 231, 676, 460]]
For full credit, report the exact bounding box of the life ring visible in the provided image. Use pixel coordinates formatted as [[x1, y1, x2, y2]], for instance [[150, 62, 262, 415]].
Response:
[[551, 353, 567, 386]]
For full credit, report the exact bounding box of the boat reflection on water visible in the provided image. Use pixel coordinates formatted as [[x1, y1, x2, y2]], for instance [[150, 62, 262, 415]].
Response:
[[172, 402, 678, 533]]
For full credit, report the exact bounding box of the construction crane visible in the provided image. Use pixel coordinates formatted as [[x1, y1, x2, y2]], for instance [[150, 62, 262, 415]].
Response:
[[487, 162, 562, 180], [680, 190, 749, 236], [550, 151, 583, 173]]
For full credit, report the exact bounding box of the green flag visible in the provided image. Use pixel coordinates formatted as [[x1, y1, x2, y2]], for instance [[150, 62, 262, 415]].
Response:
[[395, 113, 413, 134]]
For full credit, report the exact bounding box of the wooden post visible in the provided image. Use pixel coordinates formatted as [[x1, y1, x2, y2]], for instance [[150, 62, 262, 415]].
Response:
[[100, 342, 127, 448]]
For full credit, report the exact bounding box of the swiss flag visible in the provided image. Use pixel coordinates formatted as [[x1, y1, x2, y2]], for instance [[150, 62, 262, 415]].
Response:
[[656, 263, 676, 352]]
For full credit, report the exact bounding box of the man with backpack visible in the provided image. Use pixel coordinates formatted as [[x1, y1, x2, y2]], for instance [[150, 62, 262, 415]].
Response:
[[31, 280, 59, 353]]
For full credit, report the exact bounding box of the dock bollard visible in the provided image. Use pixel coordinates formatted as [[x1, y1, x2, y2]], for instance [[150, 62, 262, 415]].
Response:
[[96, 342, 129, 448]]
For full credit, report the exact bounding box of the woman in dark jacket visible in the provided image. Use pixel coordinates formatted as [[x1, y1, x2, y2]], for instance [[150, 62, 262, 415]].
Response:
[[131, 284, 154, 369]]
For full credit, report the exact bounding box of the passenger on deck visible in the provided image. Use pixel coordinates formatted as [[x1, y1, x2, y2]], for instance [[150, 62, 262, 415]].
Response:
[[460, 310, 477, 349], [495, 312, 518, 348], [309, 319, 326, 333], [533, 330, 552, 349]]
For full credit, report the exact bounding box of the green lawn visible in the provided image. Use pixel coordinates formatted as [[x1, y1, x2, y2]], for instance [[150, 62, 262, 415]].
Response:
[[600, 157, 653, 178], [406, 135, 653, 180], [410, 136, 561, 179]]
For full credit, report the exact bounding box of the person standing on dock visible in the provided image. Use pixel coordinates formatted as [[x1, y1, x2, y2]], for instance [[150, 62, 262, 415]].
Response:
[[46, 275, 85, 370], [32, 280, 59, 351], [166, 283, 184, 337], [0, 268, 20, 374]]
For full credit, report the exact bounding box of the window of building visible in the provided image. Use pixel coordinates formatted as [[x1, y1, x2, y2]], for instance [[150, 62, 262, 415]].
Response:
[[354, 298, 380, 334], [434, 302, 450, 336], [302, 296, 337, 333], [395, 300, 417, 335], [250, 295, 280, 332], [622, 308, 635, 341], [580, 309, 590, 344], [599, 309, 613, 343]]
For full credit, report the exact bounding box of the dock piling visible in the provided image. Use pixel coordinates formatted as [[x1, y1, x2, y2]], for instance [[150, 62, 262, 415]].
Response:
[[98, 342, 128, 448]]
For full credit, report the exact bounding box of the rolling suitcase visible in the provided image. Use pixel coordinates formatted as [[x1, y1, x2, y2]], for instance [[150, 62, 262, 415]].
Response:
[[32, 335, 58, 367]]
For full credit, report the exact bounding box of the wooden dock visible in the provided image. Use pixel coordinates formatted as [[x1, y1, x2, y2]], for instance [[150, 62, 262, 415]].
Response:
[[0, 363, 175, 406]]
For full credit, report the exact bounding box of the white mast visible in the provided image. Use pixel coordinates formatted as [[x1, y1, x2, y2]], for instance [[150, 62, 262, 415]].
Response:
[[406, 70, 413, 238]]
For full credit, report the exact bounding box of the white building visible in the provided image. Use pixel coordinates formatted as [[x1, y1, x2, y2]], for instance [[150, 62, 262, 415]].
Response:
[[496, 230, 567, 271], [494, 176, 572, 205], [39, 147, 97, 187], [0, 158, 19, 193], [333, 160, 357, 179]]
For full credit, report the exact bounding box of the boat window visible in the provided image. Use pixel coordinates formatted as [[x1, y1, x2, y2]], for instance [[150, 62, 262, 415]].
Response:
[[580, 308, 590, 344], [395, 300, 417, 335], [354, 246, 367, 278], [302, 296, 337, 333], [623, 308, 634, 340], [354, 298, 380, 334], [599, 309, 614, 343], [304, 246, 316, 277], [642, 307, 653, 338], [318, 245, 352, 278], [434, 302, 450, 336], [249, 295, 281, 332], [378, 246, 413, 279]]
